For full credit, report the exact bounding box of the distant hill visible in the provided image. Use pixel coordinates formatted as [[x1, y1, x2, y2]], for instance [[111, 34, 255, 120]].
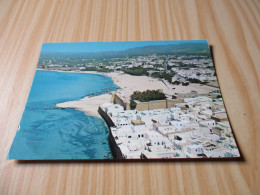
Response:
[[124, 42, 210, 56], [40, 42, 210, 59]]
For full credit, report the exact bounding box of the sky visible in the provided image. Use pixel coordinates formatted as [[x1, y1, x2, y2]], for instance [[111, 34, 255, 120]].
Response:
[[41, 40, 208, 53]]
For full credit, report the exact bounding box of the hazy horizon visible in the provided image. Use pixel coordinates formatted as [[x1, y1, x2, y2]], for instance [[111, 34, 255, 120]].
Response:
[[41, 40, 208, 53]]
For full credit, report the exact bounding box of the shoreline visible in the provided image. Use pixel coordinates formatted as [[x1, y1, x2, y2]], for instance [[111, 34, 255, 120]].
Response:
[[37, 69, 119, 118], [53, 70, 122, 118], [41, 69, 218, 118]]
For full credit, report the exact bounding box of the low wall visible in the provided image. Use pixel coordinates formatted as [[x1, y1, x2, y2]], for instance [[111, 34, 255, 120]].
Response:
[[135, 99, 184, 111], [113, 94, 127, 109], [135, 102, 149, 111], [149, 100, 167, 110], [125, 103, 131, 110], [166, 99, 184, 107], [112, 93, 184, 111]]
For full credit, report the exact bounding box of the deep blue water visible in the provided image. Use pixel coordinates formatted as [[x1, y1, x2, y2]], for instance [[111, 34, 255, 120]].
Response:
[[8, 70, 119, 159]]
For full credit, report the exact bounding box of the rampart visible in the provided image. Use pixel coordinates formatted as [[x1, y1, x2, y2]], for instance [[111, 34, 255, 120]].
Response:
[[98, 107, 123, 159], [112, 93, 184, 111]]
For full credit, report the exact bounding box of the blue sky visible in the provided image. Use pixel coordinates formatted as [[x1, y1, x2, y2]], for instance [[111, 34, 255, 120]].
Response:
[[41, 40, 208, 53]]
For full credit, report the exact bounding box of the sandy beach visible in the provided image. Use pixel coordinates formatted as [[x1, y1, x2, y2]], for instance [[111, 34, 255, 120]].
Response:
[[56, 71, 218, 118]]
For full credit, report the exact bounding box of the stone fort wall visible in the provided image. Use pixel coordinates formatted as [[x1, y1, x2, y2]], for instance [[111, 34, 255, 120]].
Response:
[[112, 93, 184, 111]]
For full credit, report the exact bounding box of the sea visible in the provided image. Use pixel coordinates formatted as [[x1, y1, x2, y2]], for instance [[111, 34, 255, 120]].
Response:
[[8, 70, 119, 159]]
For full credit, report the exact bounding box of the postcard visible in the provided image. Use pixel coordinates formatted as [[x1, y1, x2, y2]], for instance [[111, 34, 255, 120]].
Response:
[[8, 40, 240, 160]]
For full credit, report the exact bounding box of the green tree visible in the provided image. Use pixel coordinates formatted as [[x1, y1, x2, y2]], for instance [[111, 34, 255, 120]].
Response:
[[130, 90, 166, 102], [130, 100, 137, 109]]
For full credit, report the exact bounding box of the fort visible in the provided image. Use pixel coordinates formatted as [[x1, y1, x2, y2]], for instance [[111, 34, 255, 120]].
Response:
[[102, 92, 185, 159], [111, 93, 184, 111]]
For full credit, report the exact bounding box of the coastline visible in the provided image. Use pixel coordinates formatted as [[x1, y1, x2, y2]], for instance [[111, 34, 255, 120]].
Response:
[[49, 69, 218, 118]]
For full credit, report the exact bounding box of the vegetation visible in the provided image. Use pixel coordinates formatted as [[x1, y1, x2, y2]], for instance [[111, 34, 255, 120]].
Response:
[[81, 67, 98, 71], [182, 82, 190, 86], [81, 66, 113, 72], [150, 72, 172, 83], [154, 64, 163, 68], [98, 68, 112, 72], [173, 80, 181, 85], [123, 67, 149, 76], [97, 67, 113, 72], [187, 78, 201, 83], [130, 100, 137, 110], [131, 90, 166, 102]]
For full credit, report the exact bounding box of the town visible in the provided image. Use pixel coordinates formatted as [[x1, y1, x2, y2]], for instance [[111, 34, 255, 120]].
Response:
[[38, 53, 218, 87], [39, 50, 239, 159], [99, 92, 239, 159]]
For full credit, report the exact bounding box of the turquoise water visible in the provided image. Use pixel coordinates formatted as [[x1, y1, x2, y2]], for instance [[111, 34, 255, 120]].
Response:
[[8, 70, 119, 159]]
